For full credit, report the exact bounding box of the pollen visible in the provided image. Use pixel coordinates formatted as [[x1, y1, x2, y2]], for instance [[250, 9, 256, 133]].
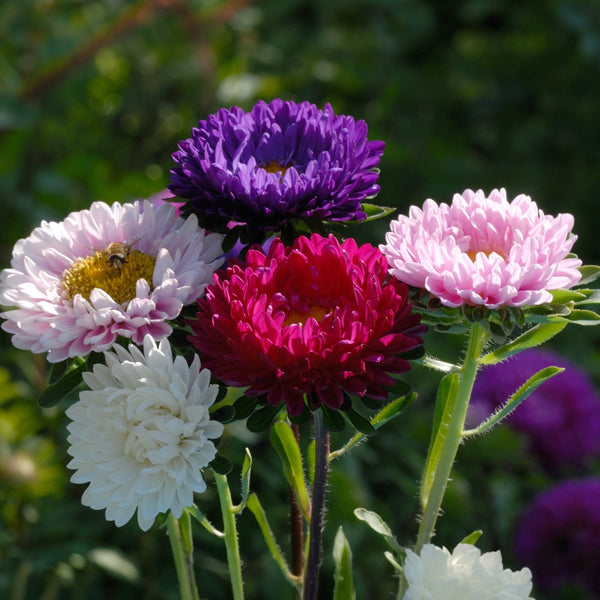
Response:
[[283, 305, 329, 327], [62, 249, 156, 305], [262, 160, 290, 175]]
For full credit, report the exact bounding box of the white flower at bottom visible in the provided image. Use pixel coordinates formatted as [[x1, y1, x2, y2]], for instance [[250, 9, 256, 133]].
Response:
[[402, 543, 534, 600], [66, 335, 224, 531]]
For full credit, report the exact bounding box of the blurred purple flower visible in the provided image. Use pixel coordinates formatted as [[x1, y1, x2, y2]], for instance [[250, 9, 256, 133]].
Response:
[[168, 99, 384, 237], [514, 478, 600, 598], [468, 348, 600, 469]]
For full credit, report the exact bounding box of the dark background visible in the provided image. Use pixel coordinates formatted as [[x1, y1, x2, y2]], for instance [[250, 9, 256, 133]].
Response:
[[2, 1, 600, 598]]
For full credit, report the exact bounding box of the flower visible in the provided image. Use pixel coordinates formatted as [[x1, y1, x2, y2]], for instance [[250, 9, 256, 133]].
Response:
[[0, 200, 223, 362], [381, 188, 582, 309], [402, 543, 534, 600], [168, 99, 384, 237], [468, 348, 600, 469], [65, 336, 224, 531], [514, 478, 600, 597], [188, 233, 425, 416]]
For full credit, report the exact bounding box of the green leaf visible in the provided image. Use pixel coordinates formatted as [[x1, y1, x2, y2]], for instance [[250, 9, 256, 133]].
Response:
[[246, 404, 280, 432], [370, 392, 416, 429], [270, 422, 311, 519], [185, 505, 224, 538], [333, 527, 356, 600], [479, 321, 567, 365], [210, 454, 232, 475], [343, 408, 376, 435], [577, 264, 600, 286], [463, 366, 564, 437], [460, 530, 483, 545], [550, 288, 591, 304], [237, 448, 252, 513], [233, 395, 259, 420], [48, 359, 69, 385], [211, 405, 235, 423], [38, 360, 87, 408], [420, 373, 459, 510], [361, 203, 396, 221], [564, 308, 600, 325], [247, 493, 298, 589], [354, 508, 404, 556], [385, 379, 411, 397], [321, 405, 346, 432]]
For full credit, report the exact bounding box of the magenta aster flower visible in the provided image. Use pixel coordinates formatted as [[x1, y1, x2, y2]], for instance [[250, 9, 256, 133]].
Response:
[[168, 99, 384, 237], [469, 348, 600, 469], [381, 188, 582, 309], [514, 478, 600, 597], [188, 233, 424, 416], [0, 200, 223, 362]]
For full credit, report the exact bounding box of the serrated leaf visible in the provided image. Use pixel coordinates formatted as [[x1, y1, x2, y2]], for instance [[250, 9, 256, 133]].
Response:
[[246, 404, 280, 432], [333, 527, 356, 600], [270, 422, 311, 519], [463, 366, 564, 437], [479, 321, 567, 365]]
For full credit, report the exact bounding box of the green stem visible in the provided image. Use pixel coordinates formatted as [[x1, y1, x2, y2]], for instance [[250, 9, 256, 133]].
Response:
[[303, 409, 330, 600], [215, 472, 245, 600], [414, 322, 488, 553], [166, 512, 200, 600]]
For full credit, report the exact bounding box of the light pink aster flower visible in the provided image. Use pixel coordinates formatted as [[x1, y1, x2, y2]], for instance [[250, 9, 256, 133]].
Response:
[[0, 200, 223, 362], [381, 188, 582, 309]]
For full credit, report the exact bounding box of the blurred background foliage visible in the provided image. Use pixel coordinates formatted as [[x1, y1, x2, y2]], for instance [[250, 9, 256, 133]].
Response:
[[2, 0, 600, 598]]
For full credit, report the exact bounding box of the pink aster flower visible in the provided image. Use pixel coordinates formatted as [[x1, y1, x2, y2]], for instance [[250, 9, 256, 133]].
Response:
[[381, 188, 582, 309], [0, 200, 223, 362], [188, 233, 425, 416]]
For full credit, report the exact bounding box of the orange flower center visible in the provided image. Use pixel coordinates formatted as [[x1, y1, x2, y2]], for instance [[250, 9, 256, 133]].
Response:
[[283, 305, 329, 327]]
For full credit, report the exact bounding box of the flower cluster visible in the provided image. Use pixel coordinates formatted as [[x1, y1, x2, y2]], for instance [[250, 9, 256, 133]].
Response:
[[469, 348, 600, 469], [402, 543, 534, 600], [0, 200, 223, 362], [2, 97, 597, 600], [381, 188, 581, 309], [188, 233, 425, 416], [169, 99, 384, 238], [66, 336, 223, 531]]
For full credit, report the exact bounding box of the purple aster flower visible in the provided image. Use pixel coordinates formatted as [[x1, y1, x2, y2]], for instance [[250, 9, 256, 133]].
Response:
[[468, 348, 600, 469], [514, 478, 600, 598], [168, 99, 384, 238]]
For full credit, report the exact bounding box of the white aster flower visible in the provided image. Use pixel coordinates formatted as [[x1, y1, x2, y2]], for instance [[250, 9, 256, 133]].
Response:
[[66, 335, 224, 531], [402, 543, 534, 600], [0, 199, 223, 362]]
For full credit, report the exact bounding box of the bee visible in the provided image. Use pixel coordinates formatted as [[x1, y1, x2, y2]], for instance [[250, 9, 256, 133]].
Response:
[[106, 242, 133, 270]]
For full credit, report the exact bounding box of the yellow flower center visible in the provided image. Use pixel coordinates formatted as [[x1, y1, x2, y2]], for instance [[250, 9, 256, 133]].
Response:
[[262, 160, 290, 175], [62, 248, 156, 305], [284, 305, 329, 327]]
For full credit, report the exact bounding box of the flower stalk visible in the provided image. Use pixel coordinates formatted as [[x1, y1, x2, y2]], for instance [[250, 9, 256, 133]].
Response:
[[303, 409, 330, 600], [166, 512, 201, 600], [215, 472, 245, 600], [415, 322, 487, 552]]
